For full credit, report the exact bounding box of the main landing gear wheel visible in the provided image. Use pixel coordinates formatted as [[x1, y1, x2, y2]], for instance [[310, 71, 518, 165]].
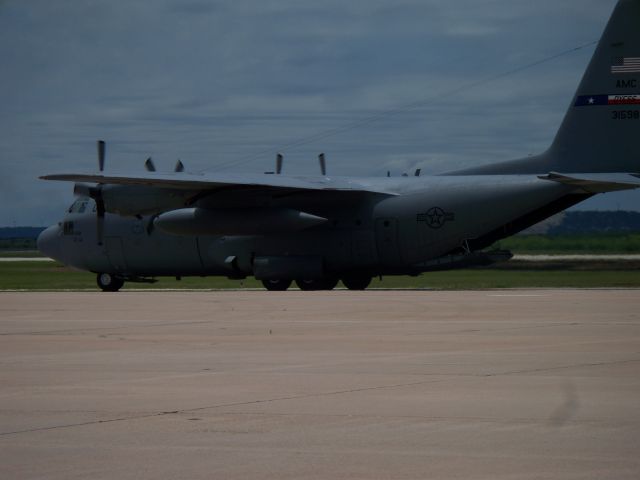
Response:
[[97, 273, 124, 292], [262, 279, 292, 291], [295, 277, 339, 291], [341, 275, 371, 290]]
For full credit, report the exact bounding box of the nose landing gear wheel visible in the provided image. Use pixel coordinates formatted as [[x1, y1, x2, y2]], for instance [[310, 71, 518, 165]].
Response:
[[262, 279, 292, 291], [97, 273, 124, 292]]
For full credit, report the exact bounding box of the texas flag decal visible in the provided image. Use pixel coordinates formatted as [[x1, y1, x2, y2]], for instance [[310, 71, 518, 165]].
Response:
[[575, 94, 640, 106]]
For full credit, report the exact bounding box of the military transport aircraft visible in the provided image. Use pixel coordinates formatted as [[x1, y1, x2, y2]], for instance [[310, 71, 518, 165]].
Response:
[[38, 0, 640, 291]]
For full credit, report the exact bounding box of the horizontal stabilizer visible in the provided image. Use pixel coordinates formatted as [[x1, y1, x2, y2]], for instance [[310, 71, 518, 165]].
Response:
[[538, 172, 640, 193], [413, 250, 513, 272]]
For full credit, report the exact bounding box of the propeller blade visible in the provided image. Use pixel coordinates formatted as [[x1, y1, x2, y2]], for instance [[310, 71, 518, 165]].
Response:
[[318, 153, 326, 176], [94, 188, 105, 246], [97, 140, 105, 172], [96, 214, 104, 246], [276, 153, 283, 174], [174, 159, 184, 172], [144, 157, 156, 172], [147, 215, 157, 235]]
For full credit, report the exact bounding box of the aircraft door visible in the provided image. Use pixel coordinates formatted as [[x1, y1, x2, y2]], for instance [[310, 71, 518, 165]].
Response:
[[375, 218, 402, 266], [105, 236, 128, 273]]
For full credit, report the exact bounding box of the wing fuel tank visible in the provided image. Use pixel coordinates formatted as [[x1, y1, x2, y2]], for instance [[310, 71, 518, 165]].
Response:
[[154, 207, 328, 235]]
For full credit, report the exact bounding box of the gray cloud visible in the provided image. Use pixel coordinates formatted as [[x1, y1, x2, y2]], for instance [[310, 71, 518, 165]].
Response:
[[167, 1, 221, 16]]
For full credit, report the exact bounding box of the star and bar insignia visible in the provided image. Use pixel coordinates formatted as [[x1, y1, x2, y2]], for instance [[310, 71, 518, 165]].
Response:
[[417, 207, 455, 229]]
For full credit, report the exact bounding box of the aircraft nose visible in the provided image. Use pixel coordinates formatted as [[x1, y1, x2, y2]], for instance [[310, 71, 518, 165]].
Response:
[[37, 225, 62, 260]]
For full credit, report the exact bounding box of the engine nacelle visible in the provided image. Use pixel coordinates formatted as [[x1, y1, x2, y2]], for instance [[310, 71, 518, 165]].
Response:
[[154, 207, 327, 235]]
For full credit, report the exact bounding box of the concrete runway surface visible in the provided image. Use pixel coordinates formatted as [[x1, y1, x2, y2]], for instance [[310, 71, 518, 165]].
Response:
[[1, 290, 639, 479]]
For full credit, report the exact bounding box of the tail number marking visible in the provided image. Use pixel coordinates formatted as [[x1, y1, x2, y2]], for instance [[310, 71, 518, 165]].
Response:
[[611, 110, 640, 120]]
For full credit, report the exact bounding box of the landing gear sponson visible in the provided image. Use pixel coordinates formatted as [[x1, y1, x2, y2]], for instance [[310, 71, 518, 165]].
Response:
[[97, 274, 372, 292]]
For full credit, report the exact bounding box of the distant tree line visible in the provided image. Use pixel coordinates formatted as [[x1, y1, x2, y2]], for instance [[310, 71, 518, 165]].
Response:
[[0, 227, 46, 240], [522, 211, 640, 235]]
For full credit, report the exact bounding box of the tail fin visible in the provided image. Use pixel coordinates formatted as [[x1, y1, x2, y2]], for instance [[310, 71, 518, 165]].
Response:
[[548, 0, 640, 173], [450, 0, 640, 175]]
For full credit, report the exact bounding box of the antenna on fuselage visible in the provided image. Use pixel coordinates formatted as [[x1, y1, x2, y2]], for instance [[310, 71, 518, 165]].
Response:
[[276, 153, 283, 174], [174, 159, 185, 172], [144, 157, 156, 172]]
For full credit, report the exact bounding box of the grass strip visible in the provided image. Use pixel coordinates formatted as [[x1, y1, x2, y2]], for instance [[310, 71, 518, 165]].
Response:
[[1, 261, 639, 291]]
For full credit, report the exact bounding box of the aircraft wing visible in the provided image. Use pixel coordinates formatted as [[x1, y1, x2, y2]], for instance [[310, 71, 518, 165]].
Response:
[[40, 172, 396, 195], [538, 172, 640, 193]]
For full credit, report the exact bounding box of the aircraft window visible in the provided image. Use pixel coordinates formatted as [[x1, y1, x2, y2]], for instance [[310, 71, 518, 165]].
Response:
[[63, 221, 75, 235], [67, 200, 87, 213]]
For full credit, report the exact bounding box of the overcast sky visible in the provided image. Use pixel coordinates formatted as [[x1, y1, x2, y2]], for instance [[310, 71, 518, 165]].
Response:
[[1, 0, 637, 226]]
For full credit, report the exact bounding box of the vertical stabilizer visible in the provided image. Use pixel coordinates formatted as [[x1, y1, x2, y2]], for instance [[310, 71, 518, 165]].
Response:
[[548, 0, 640, 173], [449, 0, 640, 175]]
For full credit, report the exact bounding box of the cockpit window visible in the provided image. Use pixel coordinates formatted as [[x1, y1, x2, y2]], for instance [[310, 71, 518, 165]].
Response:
[[67, 199, 89, 214]]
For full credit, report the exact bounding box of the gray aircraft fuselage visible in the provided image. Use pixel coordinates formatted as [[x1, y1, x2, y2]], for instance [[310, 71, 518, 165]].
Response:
[[38, 173, 580, 279]]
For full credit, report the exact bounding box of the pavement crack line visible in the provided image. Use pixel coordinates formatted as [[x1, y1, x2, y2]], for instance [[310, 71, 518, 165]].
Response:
[[484, 357, 640, 377], [0, 320, 222, 337], [0, 378, 445, 437], [5, 358, 637, 437]]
